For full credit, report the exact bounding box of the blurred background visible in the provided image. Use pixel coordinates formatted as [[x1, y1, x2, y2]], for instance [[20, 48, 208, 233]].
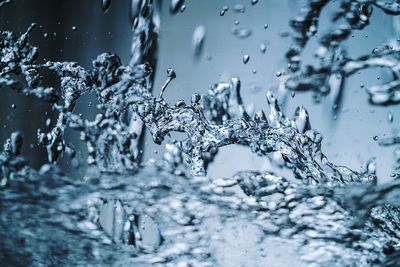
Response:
[[0, 0, 399, 183]]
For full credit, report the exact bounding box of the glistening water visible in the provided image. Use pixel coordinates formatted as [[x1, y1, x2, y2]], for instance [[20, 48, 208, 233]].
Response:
[[1, 0, 400, 266]]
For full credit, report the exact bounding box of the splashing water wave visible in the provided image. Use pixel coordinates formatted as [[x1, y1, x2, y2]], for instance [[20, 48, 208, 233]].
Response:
[[1, 0, 400, 266]]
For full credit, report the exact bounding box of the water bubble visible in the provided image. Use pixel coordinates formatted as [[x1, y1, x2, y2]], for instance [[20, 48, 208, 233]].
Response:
[[231, 27, 252, 39], [220, 10, 226, 16], [234, 19, 240, 25], [11, 104, 16, 109], [291, 91, 296, 98], [373, 136, 379, 141], [264, 24, 268, 29], [243, 54, 250, 64], [72, 26, 77, 31], [276, 71, 282, 77]]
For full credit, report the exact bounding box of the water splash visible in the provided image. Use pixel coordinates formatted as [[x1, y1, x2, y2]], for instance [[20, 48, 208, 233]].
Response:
[[283, 0, 400, 106], [1, 1, 400, 266]]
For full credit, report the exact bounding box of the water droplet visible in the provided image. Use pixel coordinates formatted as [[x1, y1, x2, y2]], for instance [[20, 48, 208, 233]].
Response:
[[243, 54, 250, 64], [252, 69, 257, 74], [251, 0, 259, 5], [192, 25, 206, 60], [294, 106, 311, 133], [233, 4, 245, 13], [373, 136, 379, 141], [234, 19, 240, 25], [358, 3, 373, 17], [220, 5, 229, 16], [72, 26, 77, 31], [387, 112, 394, 123], [291, 91, 296, 98], [11, 104, 16, 109], [101, 0, 112, 13], [191, 93, 201, 105], [264, 24, 268, 29], [129, 0, 142, 25], [160, 68, 176, 98], [180, 4, 186, 12], [43, 33, 48, 38], [260, 43, 266, 53], [276, 71, 282, 77], [280, 31, 290, 38], [170, 0, 185, 15], [231, 27, 252, 39], [167, 68, 176, 79]]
